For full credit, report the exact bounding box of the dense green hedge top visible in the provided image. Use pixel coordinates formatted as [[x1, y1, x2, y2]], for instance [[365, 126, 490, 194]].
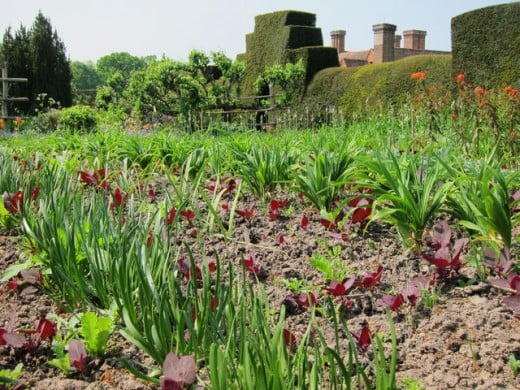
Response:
[[240, 10, 336, 97], [300, 54, 452, 120], [451, 2, 520, 88], [254, 10, 316, 28]]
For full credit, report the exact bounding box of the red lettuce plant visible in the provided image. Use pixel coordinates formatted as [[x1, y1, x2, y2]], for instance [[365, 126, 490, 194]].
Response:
[[381, 274, 435, 313], [351, 324, 377, 352], [283, 292, 318, 312], [491, 272, 520, 318], [353, 266, 383, 289], [299, 214, 309, 230], [160, 352, 197, 390], [241, 252, 267, 279], [78, 169, 108, 190], [421, 220, 469, 279], [3, 190, 24, 214], [269, 198, 290, 220], [6, 268, 42, 294], [0, 312, 57, 350], [236, 205, 255, 223], [347, 188, 373, 224], [110, 187, 127, 210], [484, 246, 513, 277], [283, 328, 298, 352], [69, 339, 89, 375]]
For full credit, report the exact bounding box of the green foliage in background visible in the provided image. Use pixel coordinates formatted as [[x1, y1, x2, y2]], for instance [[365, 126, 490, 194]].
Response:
[[59, 104, 99, 133], [451, 2, 520, 88], [301, 54, 452, 123]]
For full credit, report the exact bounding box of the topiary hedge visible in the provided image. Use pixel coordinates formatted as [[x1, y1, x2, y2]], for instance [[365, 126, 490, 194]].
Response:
[[239, 10, 338, 98], [299, 54, 452, 122], [451, 3, 520, 88]]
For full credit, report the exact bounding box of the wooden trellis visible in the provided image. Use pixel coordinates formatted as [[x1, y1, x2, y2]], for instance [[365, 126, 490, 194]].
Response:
[[1, 65, 29, 119], [206, 83, 284, 130]]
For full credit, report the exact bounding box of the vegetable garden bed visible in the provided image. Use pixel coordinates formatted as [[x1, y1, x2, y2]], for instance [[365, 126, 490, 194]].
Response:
[[1, 114, 519, 389]]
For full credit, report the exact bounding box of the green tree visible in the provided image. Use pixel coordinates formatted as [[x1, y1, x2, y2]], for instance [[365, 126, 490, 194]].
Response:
[[254, 59, 305, 106], [1, 26, 32, 114], [210, 51, 245, 109], [71, 61, 100, 90], [1, 11, 72, 114], [95, 52, 149, 108], [29, 12, 72, 109], [71, 61, 101, 105], [124, 58, 206, 128], [96, 52, 147, 87], [123, 51, 245, 131]]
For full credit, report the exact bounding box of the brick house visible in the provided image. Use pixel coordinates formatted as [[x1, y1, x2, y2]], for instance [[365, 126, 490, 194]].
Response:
[[331, 24, 450, 67]]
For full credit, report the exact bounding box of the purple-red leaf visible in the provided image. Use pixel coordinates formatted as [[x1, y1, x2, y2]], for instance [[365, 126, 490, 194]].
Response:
[[502, 295, 520, 315], [283, 328, 298, 351], [484, 247, 513, 276], [324, 280, 347, 296], [343, 277, 356, 292], [20, 268, 42, 284], [69, 339, 88, 373], [79, 169, 108, 189], [161, 352, 196, 390], [355, 266, 383, 289], [295, 292, 317, 307], [3, 190, 24, 214], [0, 331, 25, 348], [431, 220, 451, 249], [242, 252, 266, 278], [270, 198, 289, 214], [299, 215, 309, 230], [491, 272, 520, 294], [236, 205, 255, 221], [351, 325, 374, 351], [180, 209, 196, 222], [381, 293, 405, 313], [402, 275, 435, 306], [36, 318, 57, 340]]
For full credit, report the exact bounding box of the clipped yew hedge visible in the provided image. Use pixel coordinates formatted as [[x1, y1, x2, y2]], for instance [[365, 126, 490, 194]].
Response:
[[238, 10, 338, 97], [300, 54, 452, 122], [451, 3, 520, 88]]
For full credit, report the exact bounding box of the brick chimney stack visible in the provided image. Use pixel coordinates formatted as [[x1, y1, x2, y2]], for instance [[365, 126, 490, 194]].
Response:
[[403, 30, 426, 50], [373, 23, 396, 63], [395, 34, 402, 48], [330, 30, 346, 53]]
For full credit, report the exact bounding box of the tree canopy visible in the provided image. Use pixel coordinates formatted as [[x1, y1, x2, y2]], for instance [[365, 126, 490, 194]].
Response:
[[1, 11, 72, 114]]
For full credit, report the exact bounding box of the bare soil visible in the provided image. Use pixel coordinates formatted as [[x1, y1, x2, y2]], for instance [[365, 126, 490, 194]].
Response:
[[1, 191, 519, 389]]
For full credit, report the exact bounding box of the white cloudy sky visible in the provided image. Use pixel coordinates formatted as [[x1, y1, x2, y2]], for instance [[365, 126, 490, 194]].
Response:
[[0, 0, 513, 62]]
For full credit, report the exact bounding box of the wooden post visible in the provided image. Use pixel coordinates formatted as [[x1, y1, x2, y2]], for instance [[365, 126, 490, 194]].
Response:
[[1, 67, 7, 119], [268, 82, 276, 129], [1, 65, 29, 119]]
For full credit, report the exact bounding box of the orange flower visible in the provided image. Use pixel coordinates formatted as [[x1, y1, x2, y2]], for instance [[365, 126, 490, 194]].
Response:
[[451, 113, 458, 121], [411, 71, 427, 80], [475, 87, 485, 96], [505, 85, 518, 98], [510, 130, 516, 139], [13, 117, 25, 131], [456, 73, 465, 85], [0, 118, 4, 130]]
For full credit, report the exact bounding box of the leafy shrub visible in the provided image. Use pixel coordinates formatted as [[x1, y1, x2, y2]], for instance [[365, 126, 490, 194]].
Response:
[[59, 105, 99, 133], [31, 109, 62, 133]]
